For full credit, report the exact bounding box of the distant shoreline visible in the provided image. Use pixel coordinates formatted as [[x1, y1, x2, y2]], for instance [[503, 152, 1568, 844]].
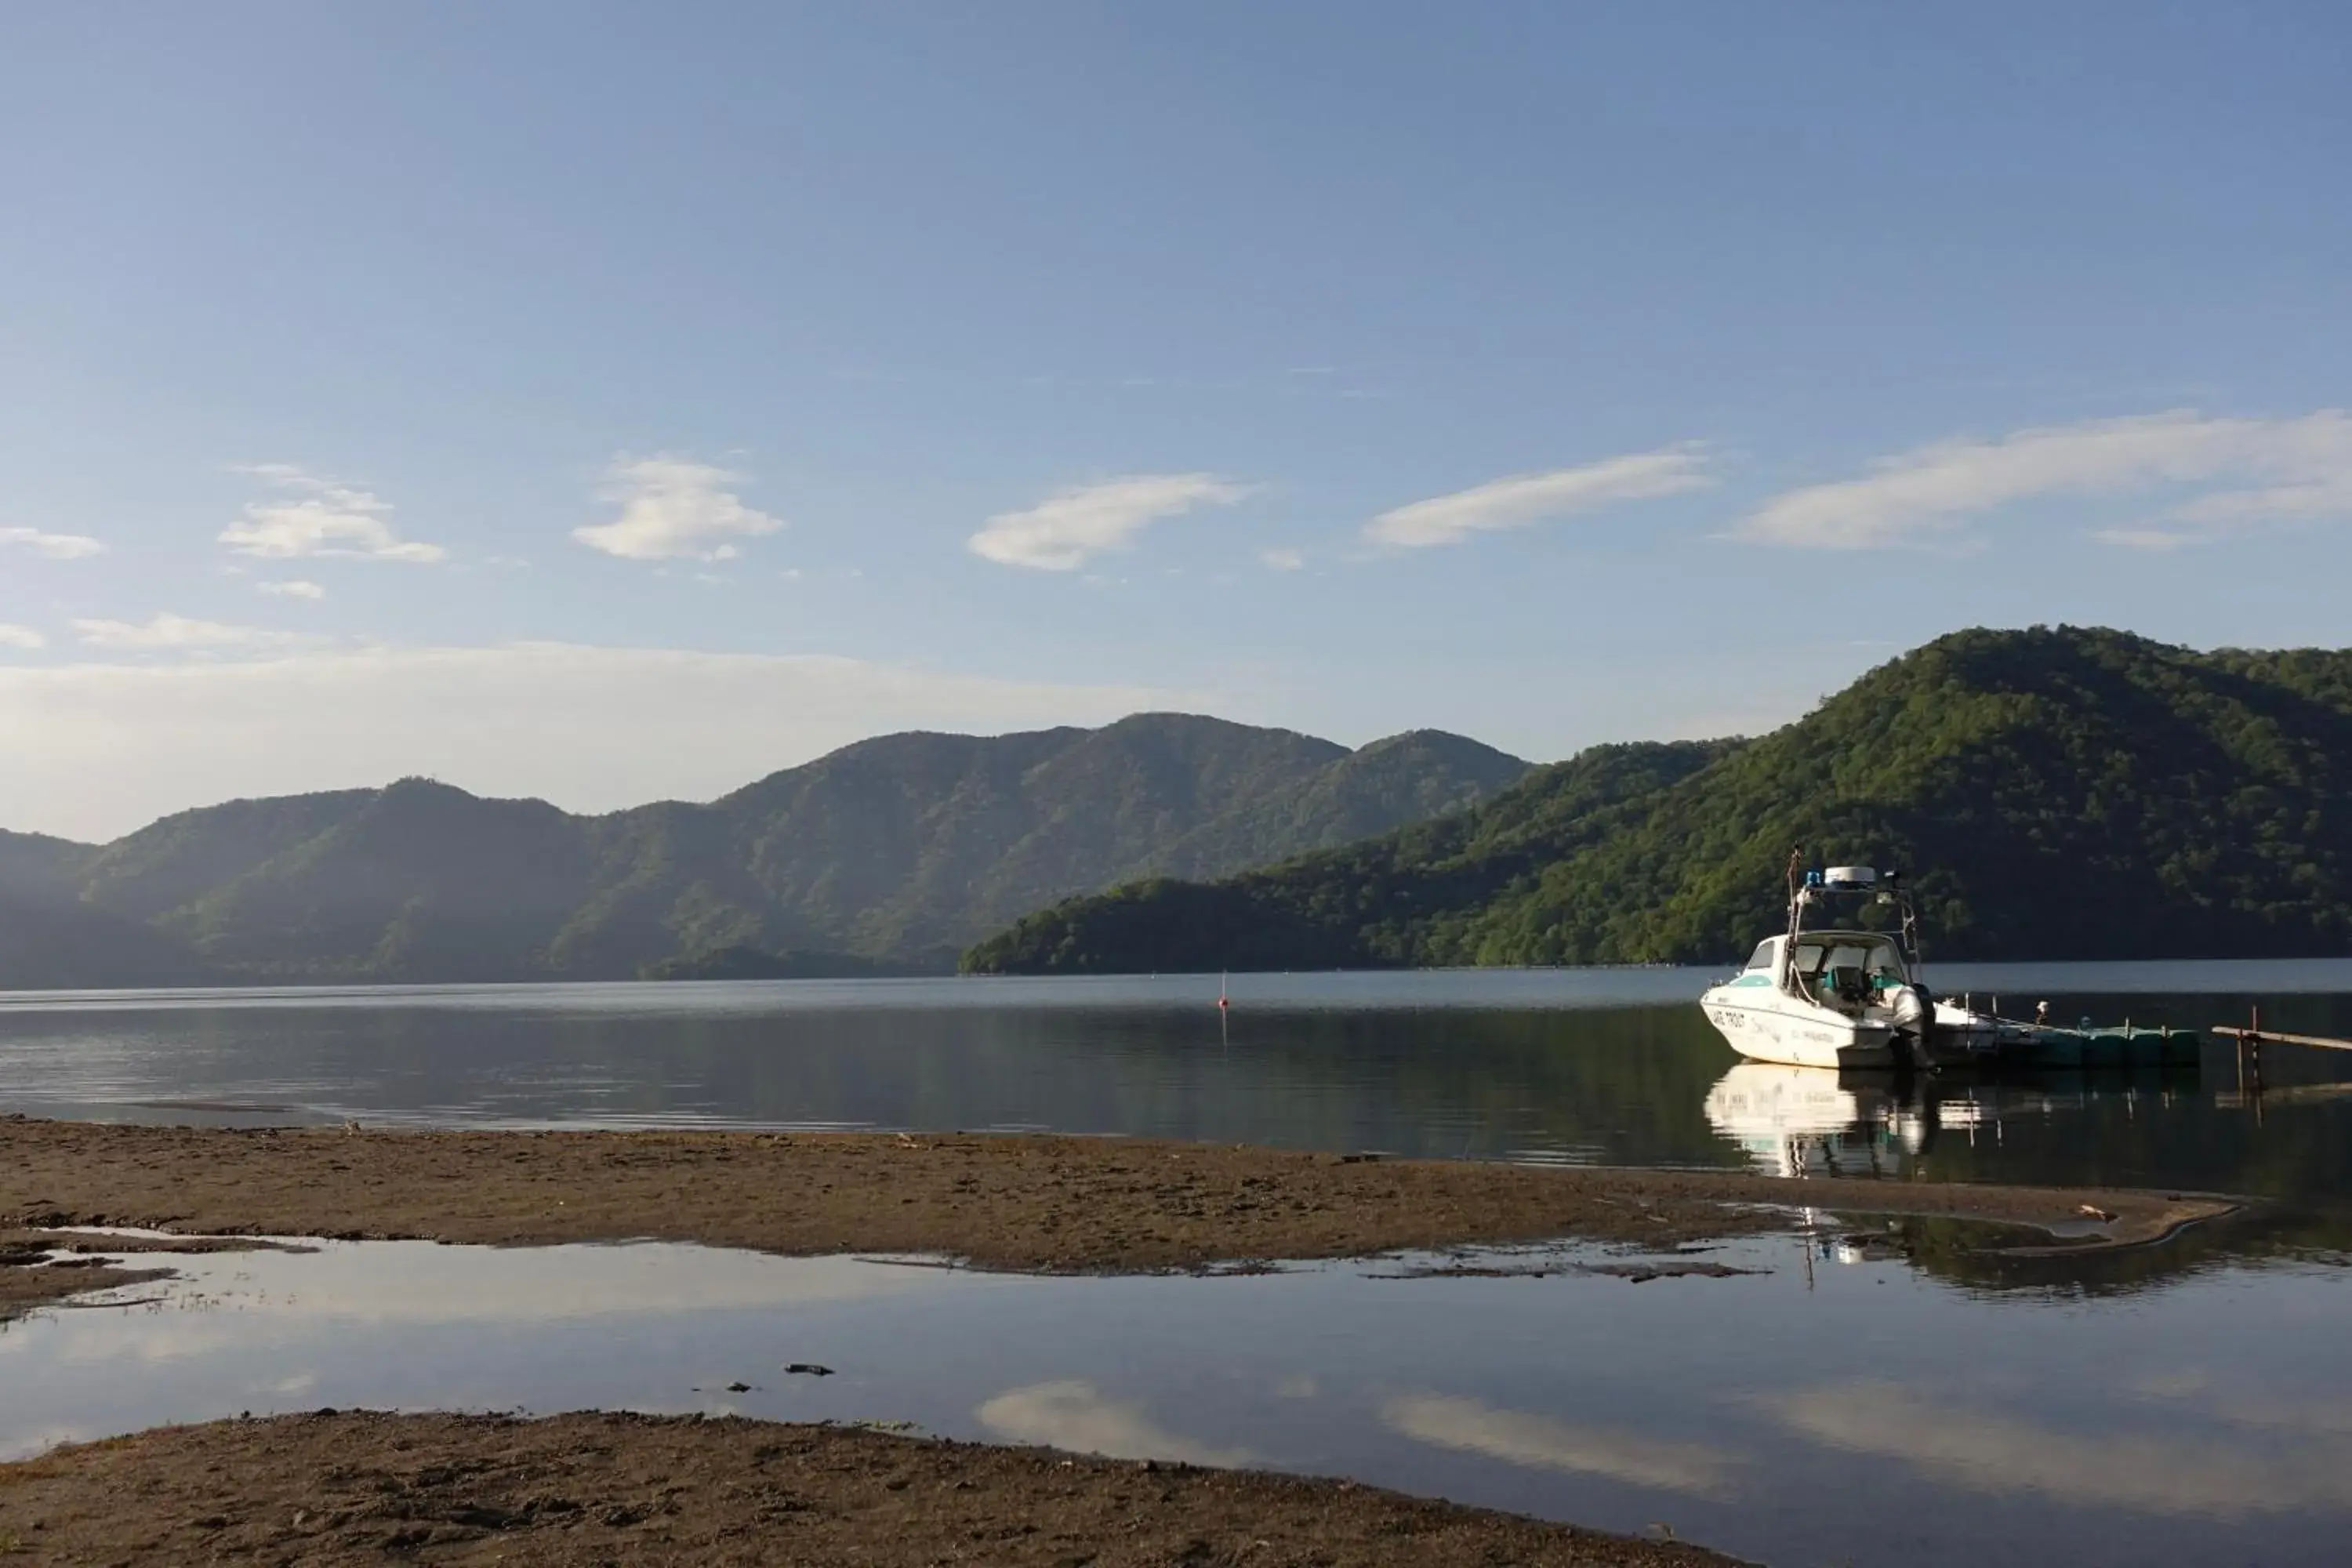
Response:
[[5, 951, 2350, 1001]]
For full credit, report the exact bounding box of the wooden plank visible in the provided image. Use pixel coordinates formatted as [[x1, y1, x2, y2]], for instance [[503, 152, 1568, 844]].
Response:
[[2212, 1025, 2352, 1052]]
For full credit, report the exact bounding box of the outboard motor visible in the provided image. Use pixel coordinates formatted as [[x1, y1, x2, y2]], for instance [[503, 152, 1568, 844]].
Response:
[[1887, 982, 1938, 1070]]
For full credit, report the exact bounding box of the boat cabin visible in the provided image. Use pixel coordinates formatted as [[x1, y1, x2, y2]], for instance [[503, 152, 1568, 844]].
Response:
[[1736, 931, 1912, 1014]]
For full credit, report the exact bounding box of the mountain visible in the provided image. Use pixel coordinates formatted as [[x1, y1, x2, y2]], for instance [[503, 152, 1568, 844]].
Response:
[[0, 714, 1527, 987], [0, 883, 222, 991], [0, 831, 219, 989], [963, 627, 2352, 973], [960, 739, 1735, 974], [0, 829, 89, 906]]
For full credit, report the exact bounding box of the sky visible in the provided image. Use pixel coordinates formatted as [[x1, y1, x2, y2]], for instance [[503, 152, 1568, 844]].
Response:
[[3, 2, 2349, 841]]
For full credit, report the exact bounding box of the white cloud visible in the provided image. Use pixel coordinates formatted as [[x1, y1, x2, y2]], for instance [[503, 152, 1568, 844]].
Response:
[[1381, 1394, 1740, 1497], [969, 474, 1249, 571], [1365, 448, 1712, 550], [0, 624, 45, 649], [257, 580, 326, 601], [2084, 528, 2201, 552], [0, 525, 107, 560], [1258, 546, 1306, 572], [1739, 409, 2352, 550], [976, 1381, 1251, 1468], [220, 463, 445, 563], [71, 614, 298, 650], [0, 641, 1206, 840], [573, 457, 783, 562]]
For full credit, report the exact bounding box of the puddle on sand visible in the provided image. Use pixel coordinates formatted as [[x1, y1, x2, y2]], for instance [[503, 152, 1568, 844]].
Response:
[[4, 1232, 2351, 1568]]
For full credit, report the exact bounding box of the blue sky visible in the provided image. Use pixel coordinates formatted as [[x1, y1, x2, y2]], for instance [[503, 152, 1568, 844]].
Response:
[[3, 2, 2348, 839]]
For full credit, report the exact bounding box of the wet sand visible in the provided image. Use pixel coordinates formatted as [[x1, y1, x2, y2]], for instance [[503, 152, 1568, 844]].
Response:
[[0, 1123, 2245, 1564], [0, 1244, 162, 1319], [2, 1116, 2230, 1273], [0, 1410, 1740, 1566], [0, 1230, 303, 1320]]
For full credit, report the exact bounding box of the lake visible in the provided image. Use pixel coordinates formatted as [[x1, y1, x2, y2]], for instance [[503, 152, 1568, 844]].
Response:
[[9, 964, 2352, 1566], [5, 962, 2352, 1200]]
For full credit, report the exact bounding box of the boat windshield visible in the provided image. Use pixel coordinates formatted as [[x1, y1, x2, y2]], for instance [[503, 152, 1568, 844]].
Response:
[[1788, 935, 1907, 995]]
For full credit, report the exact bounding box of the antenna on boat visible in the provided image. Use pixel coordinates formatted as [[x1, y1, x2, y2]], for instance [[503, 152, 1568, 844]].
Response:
[[1783, 845, 1824, 1007]]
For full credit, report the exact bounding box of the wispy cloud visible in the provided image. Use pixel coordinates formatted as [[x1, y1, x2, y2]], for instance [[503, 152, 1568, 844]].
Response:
[[257, 580, 326, 601], [71, 613, 298, 650], [0, 525, 106, 560], [1739, 410, 2352, 550], [977, 1381, 1252, 1468], [1365, 448, 1712, 550], [1258, 546, 1305, 572], [1381, 1394, 1740, 1497], [0, 623, 45, 650], [220, 464, 445, 563], [573, 457, 783, 562], [970, 474, 1249, 571]]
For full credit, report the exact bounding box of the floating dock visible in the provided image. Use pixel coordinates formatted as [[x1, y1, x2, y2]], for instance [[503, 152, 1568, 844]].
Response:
[[2012, 1024, 2201, 1070], [1938, 996, 2203, 1072]]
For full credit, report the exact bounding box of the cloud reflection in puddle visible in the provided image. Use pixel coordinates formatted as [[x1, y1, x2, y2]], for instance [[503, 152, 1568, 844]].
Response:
[[1777, 1381, 2352, 1518], [45, 1241, 967, 1365], [2130, 1369, 2352, 1439], [1380, 1394, 1740, 1497], [977, 1380, 1253, 1468]]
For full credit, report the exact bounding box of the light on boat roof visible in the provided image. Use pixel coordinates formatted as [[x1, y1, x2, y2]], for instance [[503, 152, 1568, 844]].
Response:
[[1822, 866, 1877, 887]]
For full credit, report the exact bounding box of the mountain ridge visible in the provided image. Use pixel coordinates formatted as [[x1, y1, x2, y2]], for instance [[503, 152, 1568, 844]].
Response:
[[963, 626, 2352, 973], [0, 714, 1527, 989]]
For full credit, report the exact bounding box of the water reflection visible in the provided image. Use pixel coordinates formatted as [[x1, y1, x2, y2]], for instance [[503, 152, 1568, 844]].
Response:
[[1777, 1379, 2352, 1518], [1378, 1394, 1740, 1497], [6, 971, 2352, 1200], [6, 1234, 2352, 1568], [977, 1380, 1253, 1468], [1702, 1062, 2204, 1182], [1704, 1063, 1923, 1178]]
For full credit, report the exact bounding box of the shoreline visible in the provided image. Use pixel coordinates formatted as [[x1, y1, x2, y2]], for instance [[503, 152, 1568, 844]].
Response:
[[0, 1121, 2256, 1563], [0, 1410, 1744, 1565], [3, 1118, 2235, 1287]]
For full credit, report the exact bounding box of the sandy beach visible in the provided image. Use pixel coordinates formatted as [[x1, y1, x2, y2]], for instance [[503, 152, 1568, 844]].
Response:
[[0, 1410, 1751, 1566], [1, 1117, 2230, 1284], [0, 1117, 2249, 1564]]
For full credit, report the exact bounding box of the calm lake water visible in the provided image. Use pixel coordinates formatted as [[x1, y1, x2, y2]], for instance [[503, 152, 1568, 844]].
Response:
[[6, 963, 2352, 1200], [9, 965, 2352, 1566], [7, 1229, 2352, 1568]]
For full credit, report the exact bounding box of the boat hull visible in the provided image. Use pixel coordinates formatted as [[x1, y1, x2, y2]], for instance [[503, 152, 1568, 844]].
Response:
[[1701, 992, 1898, 1070]]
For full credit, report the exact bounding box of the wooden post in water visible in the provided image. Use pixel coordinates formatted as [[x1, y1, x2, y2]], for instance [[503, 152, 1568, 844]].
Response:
[[2248, 1005, 2264, 1096]]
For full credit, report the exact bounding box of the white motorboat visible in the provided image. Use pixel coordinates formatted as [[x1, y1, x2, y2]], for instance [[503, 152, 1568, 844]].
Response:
[[1700, 858, 2013, 1070]]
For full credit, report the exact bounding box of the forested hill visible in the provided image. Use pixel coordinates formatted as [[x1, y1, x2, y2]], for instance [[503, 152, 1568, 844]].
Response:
[[962, 627, 2352, 973], [0, 715, 1526, 989]]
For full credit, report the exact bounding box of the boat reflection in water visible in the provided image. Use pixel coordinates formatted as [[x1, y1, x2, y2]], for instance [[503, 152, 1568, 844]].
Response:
[[1701, 1060, 2203, 1181], [1703, 1062, 1940, 1178]]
